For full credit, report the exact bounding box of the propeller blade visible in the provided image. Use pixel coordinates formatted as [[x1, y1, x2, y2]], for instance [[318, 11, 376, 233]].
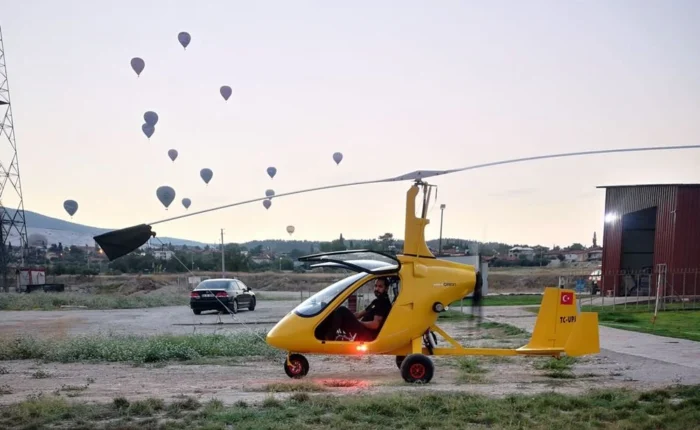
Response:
[[94, 144, 700, 260]]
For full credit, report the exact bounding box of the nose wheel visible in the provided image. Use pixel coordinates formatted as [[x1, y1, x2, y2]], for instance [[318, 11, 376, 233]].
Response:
[[284, 353, 309, 378]]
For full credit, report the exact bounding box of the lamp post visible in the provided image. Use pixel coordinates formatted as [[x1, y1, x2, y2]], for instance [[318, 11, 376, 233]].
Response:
[[439, 204, 446, 256]]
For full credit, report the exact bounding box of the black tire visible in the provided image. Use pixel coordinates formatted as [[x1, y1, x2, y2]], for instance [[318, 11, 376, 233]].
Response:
[[192, 309, 201, 315], [248, 297, 256, 311], [232, 299, 238, 314], [395, 355, 405, 369], [400, 354, 434, 384], [284, 354, 309, 379]]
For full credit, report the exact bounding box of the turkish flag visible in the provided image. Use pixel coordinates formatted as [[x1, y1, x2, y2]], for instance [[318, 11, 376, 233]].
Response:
[[560, 291, 574, 305]]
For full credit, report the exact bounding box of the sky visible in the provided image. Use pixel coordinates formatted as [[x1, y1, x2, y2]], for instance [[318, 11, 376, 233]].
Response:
[[1, 0, 699, 247]]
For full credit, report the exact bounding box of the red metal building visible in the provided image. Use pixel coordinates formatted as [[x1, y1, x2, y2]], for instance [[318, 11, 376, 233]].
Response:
[[598, 184, 700, 297]]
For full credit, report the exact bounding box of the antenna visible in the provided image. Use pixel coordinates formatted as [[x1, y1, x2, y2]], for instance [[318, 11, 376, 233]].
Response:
[[0, 26, 28, 292]]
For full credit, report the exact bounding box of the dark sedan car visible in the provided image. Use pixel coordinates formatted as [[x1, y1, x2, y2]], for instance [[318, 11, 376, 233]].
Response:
[[189, 278, 256, 315]]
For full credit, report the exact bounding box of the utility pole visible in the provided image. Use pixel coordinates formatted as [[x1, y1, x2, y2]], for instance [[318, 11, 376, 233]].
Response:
[[439, 204, 446, 256], [220, 229, 225, 277]]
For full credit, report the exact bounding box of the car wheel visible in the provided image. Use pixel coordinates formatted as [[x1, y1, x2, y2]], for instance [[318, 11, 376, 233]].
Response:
[[193, 309, 201, 315], [232, 299, 238, 314], [248, 297, 256, 311]]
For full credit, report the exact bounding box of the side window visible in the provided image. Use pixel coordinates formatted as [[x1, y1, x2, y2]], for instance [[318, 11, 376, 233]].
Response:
[[238, 281, 248, 292], [228, 281, 237, 292]]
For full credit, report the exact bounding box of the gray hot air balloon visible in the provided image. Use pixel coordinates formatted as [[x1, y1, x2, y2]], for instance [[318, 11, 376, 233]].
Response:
[[267, 167, 277, 179], [144, 111, 159, 126], [263, 199, 271, 210], [178, 32, 191, 49], [182, 198, 191, 209], [130, 57, 145, 76], [333, 152, 343, 165], [220, 86, 232, 101], [265, 189, 275, 198], [168, 149, 178, 162], [286, 225, 295, 235], [156, 186, 176, 209], [200, 168, 213, 184], [142, 123, 155, 139], [63, 199, 78, 217]]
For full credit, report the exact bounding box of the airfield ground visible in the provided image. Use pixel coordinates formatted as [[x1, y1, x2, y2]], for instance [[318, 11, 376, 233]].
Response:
[[1, 268, 699, 428]]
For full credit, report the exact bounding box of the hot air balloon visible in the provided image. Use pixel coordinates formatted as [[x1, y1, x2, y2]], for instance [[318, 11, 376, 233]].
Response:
[[130, 57, 145, 76], [63, 200, 78, 217], [168, 149, 178, 162], [182, 198, 191, 209], [267, 167, 277, 179], [220, 86, 232, 101], [333, 152, 343, 165], [263, 199, 271, 210], [265, 189, 275, 198], [200, 168, 213, 184], [156, 186, 176, 209], [144, 111, 159, 127], [178, 32, 191, 49], [286, 225, 295, 235], [142, 123, 155, 139]]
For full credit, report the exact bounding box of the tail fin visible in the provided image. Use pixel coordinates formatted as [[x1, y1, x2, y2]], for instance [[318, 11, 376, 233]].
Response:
[[517, 287, 600, 357]]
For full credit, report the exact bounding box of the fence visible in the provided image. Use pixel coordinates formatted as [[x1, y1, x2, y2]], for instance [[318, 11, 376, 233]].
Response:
[[555, 266, 700, 313]]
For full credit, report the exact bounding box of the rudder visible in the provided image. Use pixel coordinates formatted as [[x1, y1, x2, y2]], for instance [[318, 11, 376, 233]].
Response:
[[518, 287, 598, 356]]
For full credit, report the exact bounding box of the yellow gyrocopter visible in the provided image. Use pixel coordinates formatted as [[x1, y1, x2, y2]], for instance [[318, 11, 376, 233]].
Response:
[[93, 145, 700, 383]]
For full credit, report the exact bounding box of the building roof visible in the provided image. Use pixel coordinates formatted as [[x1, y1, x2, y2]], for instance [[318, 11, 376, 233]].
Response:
[[597, 183, 700, 189]]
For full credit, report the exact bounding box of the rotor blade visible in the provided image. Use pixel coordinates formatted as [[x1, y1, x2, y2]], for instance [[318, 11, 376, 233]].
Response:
[[383, 144, 700, 181], [94, 224, 155, 260], [94, 143, 700, 260], [150, 143, 700, 226]]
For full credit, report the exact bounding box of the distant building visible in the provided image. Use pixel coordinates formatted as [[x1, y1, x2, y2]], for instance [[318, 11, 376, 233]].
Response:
[[154, 250, 174, 260], [508, 246, 535, 260]]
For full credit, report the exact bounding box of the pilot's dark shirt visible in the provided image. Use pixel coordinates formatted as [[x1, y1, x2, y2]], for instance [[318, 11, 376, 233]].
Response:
[[360, 294, 391, 328]]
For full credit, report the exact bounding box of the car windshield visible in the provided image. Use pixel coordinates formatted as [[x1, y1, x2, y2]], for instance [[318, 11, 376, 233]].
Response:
[[195, 280, 232, 290], [293, 272, 367, 317]]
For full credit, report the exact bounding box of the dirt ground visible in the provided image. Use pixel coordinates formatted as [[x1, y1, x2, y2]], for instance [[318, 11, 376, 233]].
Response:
[[0, 319, 672, 407], [47, 266, 586, 296]]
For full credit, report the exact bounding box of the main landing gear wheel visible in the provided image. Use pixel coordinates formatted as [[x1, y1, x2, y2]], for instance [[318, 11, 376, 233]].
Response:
[[400, 354, 434, 384], [284, 354, 309, 379], [395, 355, 405, 369]]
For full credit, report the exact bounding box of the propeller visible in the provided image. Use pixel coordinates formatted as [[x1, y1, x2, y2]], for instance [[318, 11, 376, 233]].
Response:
[[94, 144, 700, 260]]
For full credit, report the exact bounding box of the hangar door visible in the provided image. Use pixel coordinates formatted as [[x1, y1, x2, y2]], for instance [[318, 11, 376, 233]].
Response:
[[620, 207, 656, 295]]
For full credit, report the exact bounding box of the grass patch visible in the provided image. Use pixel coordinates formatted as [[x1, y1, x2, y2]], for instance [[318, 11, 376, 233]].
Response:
[[3, 385, 700, 429], [535, 356, 577, 379], [438, 309, 475, 321], [260, 381, 328, 392], [450, 294, 545, 307], [0, 331, 281, 364], [455, 357, 488, 383], [0, 292, 188, 310], [580, 306, 700, 342]]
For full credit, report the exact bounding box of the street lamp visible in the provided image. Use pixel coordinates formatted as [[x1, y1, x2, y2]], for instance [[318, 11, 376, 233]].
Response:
[[439, 204, 446, 256]]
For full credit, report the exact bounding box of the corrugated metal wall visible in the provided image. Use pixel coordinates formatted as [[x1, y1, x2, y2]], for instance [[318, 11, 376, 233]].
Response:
[[672, 187, 700, 269], [601, 185, 678, 271], [600, 185, 679, 294]]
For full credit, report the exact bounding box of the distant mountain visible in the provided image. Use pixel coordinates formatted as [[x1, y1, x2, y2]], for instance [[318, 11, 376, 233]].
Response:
[[2, 208, 518, 254], [3, 209, 212, 248]]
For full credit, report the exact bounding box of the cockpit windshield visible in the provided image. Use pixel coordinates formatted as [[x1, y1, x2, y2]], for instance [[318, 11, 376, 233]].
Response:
[[293, 272, 367, 318]]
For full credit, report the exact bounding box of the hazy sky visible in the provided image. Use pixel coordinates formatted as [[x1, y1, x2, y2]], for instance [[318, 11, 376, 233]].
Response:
[[1, 0, 699, 247]]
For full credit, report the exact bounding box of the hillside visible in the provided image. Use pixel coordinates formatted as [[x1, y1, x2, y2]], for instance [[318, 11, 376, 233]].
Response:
[[2, 208, 518, 254], [4, 208, 212, 248]]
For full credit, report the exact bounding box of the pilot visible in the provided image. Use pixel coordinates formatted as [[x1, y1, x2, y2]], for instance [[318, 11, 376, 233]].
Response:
[[323, 277, 392, 342]]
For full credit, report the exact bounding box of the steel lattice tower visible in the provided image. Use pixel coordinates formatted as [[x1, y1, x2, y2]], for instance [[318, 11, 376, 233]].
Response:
[[0, 26, 27, 292]]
